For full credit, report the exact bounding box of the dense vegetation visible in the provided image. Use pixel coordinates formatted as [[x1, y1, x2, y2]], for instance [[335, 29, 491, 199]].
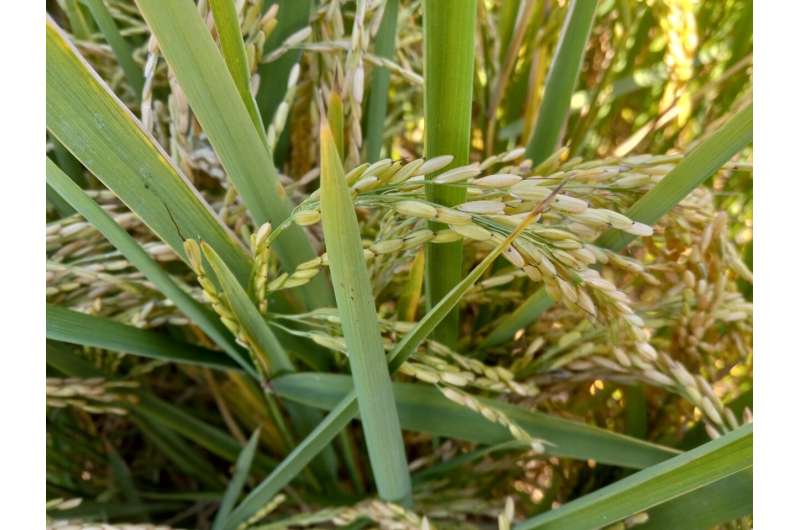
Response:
[[46, 0, 753, 528]]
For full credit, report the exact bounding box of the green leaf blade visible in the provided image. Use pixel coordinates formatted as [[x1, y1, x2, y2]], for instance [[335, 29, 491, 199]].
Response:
[[320, 122, 411, 503], [365, 0, 399, 162], [514, 424, 752, 530], [638, 470, 752, 529], [82, 0, 144, 96], [271, 373, 680, 470], [46, 18, 252, 285], [208, 0, 268, 143], [525, 0, 598, 162], [46, 305, 240, 372], [133, 0, 287, 226], [212, 429, 262, 530], [133, 0, 332, 309]]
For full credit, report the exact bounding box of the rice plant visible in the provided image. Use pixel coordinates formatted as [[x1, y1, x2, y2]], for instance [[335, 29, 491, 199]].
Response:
[[46, 0, 753, 528]]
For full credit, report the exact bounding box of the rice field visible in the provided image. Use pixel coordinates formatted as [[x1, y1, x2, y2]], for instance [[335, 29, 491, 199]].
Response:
[[46, 1, 753, 528]]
